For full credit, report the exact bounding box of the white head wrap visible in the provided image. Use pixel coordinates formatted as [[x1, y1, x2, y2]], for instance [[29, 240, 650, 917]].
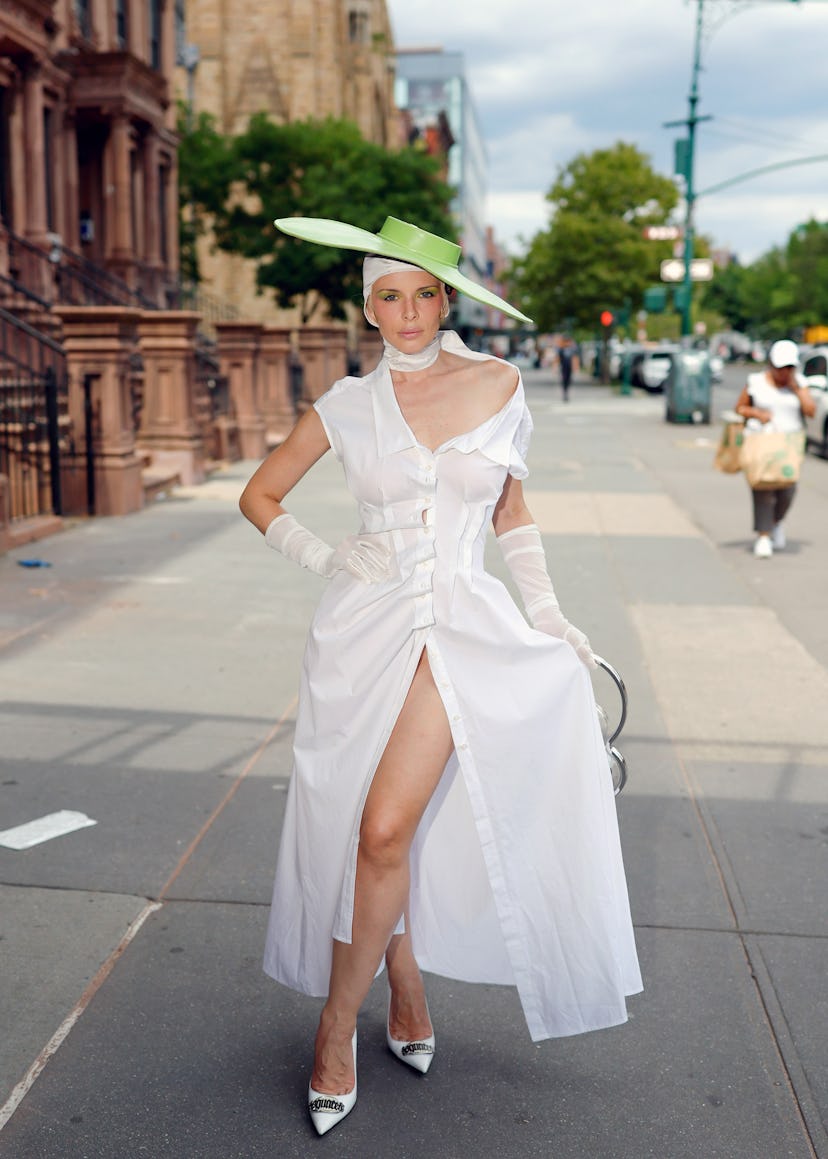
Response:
[[362, 255, 427, 305]]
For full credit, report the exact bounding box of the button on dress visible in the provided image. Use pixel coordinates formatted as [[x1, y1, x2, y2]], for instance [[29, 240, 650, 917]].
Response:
[[263, 334, 642, 1041]]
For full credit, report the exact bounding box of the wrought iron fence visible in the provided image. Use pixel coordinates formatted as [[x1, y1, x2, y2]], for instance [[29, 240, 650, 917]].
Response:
[[0, 306, 73, 520]]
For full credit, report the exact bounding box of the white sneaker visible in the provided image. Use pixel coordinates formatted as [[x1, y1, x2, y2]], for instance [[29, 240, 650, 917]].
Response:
[[771, 524, 786, 550], [754, 535, 773, 559]]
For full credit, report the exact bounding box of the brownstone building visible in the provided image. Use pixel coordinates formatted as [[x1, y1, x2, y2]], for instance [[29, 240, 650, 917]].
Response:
[[0, 0, 200, 548], [180, 0, 399, 319], [0, 0, 179, 306]]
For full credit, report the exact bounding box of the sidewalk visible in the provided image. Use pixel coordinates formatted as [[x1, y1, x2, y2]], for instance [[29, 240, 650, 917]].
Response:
[[1, 370, 826, 1158]]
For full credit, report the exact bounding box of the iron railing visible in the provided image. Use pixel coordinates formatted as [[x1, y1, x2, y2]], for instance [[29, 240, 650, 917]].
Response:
[[0, 306, 72, 520], [193, 336, 235, 461], [4, 228, 158, 309]]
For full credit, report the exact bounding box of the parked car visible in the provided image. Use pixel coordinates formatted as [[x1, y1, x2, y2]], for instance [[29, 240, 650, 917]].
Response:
[[802, 347, 828, 456], [637, 345, 681, 393]]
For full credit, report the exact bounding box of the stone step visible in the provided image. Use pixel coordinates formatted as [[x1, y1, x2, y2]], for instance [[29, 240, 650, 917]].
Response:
[[141, 465, 182, 503]]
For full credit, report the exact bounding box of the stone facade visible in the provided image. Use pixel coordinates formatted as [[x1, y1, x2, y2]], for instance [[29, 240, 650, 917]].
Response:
[[0, 0, 179, 305], [184, 0, 396, 141], [180, 0, 399, 322], [0, 1, 187, 537]]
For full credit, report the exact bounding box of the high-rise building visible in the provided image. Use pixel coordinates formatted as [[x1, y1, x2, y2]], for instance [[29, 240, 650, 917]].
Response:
[[394, 47, 488, 332]]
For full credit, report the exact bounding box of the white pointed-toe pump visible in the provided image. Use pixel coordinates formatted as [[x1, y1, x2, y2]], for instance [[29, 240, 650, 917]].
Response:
[[386, 997, 435, 1075], [307, 1031, 357, 1136]]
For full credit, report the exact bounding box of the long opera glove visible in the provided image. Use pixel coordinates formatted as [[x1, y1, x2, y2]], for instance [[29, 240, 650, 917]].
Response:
[[265, 513, 391, 583], [497, 523, 597, 669]]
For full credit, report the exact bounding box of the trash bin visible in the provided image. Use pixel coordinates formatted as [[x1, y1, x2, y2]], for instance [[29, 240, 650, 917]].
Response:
[[665, 350, 712, 424]]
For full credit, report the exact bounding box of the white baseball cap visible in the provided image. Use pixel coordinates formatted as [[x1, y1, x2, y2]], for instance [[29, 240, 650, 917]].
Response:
[[768, 339, 800, 368]]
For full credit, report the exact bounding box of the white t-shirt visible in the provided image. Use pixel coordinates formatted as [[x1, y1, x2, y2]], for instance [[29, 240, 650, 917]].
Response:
[[745, 370, 805, 433]]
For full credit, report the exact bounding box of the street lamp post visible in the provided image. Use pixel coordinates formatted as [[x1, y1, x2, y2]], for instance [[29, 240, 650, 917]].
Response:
[[664, 0, 711, 338], [666, 0, 811, 339]]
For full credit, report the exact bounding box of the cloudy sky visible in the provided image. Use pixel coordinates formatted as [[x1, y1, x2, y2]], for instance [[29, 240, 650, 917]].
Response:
[[387, 0, 828, 263]]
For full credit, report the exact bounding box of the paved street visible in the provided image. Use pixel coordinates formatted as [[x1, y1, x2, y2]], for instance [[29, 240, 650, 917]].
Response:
[[1, 363, 827, 1158]]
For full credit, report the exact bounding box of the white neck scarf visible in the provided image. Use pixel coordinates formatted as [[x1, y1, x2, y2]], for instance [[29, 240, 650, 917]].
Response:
[[382, 334, 442, 372]]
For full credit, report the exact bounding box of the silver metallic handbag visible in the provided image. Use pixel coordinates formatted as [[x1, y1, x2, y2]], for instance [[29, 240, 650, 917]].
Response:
[[595, 657, 628, 795]]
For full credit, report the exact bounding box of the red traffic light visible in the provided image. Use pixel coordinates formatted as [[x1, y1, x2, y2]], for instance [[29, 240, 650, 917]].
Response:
[[600, 310, 614, 328]]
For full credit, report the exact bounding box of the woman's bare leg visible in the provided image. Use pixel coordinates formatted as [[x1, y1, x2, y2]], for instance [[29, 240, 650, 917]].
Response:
[[311, 650, 453, 1094], [385, 919, 432, 1042]]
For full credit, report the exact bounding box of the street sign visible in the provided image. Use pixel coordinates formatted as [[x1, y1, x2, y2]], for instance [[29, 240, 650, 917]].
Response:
[[643, 225, 682, 240], [660, 259, 685, 282], [660, 258, 715, 283]]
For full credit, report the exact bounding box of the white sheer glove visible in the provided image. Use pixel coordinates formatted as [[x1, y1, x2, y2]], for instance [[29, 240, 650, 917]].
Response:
[[264, 514, 392, 583], [497, 523, 597, 669]]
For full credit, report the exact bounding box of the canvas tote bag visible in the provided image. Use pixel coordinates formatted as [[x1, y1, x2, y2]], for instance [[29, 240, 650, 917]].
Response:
[[713, 417, 745, 474], [739, 429, 805, 490]]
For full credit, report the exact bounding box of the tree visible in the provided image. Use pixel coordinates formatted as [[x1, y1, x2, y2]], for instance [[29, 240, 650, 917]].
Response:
[[699, 262, 751, 333], [176, 105, 234, 284], [210, 115, 456, 322], [699, 218, 828, 338], [511, 142, 679, 332], [785, 218, 828, 328]]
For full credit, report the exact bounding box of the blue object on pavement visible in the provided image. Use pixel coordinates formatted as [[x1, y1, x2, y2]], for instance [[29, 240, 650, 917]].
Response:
[[17, 559, 52, 568]]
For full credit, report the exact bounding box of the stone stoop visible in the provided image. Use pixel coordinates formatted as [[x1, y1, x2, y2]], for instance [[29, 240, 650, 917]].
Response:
[[138, 451, 182, 503]]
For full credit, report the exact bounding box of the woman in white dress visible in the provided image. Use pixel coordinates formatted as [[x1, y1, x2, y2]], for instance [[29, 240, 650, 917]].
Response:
[[239, 217, 641, 1136]]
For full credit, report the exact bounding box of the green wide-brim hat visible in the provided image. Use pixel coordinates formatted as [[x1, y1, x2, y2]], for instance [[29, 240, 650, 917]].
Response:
[[274, 215, 532, 325]]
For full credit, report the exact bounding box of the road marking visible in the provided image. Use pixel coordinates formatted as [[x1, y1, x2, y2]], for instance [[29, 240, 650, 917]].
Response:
[[0, 811, 96, 850]]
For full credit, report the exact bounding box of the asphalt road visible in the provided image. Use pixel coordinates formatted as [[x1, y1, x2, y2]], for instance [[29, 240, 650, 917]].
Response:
[[1, 365, 826, 1158]]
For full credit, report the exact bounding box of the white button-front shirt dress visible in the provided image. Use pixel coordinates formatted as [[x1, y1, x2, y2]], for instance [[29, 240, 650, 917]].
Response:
[[263, 334, 642, 1042]]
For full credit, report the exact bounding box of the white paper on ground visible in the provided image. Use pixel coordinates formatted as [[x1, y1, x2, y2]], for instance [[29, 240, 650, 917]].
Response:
[[0, 811, 97, 850]]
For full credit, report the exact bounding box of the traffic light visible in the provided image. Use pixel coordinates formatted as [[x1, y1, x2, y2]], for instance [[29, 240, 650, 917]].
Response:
[[600, 310, 614, 329]]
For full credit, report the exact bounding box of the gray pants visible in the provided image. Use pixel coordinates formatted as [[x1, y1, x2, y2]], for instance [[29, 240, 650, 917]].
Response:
[[751, 485, 796, 534]]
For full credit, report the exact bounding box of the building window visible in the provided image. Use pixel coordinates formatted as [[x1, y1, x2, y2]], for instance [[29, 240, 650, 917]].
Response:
[[348, 7, 370, 45], [115, 0, 129, 50], [0, 89, 11, 225], [175, 0, 186, 64], [43, 107, 55, 232], [158, 164, 169, 264], [74, 0, 93, 40], [150, 0, 163, 71]]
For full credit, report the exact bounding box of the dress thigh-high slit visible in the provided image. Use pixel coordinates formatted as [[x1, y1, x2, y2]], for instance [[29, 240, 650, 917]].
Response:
[[312, 648, 453, 1092], [326, 647, 455, 1005]]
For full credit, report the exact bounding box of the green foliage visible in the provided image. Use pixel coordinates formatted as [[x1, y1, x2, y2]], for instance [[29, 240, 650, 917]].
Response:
[[176, 103, 234, 283], [511, 142, 679, 331], [177, 112, 456, 322], [700, 218, 828, 338]]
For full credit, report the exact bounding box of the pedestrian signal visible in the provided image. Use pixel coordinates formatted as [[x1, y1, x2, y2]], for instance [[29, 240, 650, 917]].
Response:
[[600, 311, 614, 328]]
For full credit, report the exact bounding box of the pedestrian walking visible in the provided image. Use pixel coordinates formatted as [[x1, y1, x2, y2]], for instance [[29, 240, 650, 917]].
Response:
[[733, 339, 815, 558], [239, 216, 641, 1136], [558, 339, 574, 401]]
